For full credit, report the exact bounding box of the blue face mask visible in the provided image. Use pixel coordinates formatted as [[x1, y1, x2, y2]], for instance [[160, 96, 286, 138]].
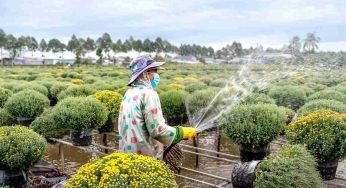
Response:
[[150, 73, 160, 88]]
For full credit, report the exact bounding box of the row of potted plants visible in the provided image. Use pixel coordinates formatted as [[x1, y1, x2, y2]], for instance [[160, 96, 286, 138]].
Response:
[[0, 87, 123, 146], [219, 101, 345, 187], [0, 126, 47, 187], [0, 88, 126, 186], [31, 90, 124, 146]]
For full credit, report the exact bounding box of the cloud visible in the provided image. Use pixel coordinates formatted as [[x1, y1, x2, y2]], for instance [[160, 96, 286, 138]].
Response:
[[0, 0, 345, 51], [251, 0, 346, 23], [319, 41, 346, 51]]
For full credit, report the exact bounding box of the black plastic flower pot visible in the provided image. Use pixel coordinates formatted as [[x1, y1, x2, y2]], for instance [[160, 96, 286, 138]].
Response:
[[70, 129, 93, 146], [240, 144, 269, 162], [17, 117, 35, 126], [50, 99, 57, 106], [232, 160, 260, 188], [98, 122, 115, 133], [317, 161, 338, 180], [0, 167, 26, 188]]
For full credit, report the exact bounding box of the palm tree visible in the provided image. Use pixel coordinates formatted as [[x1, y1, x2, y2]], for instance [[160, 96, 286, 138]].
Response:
[[288, 36, 301, 56], [303, 32, 320, 53], [0, 28, 6, 62]]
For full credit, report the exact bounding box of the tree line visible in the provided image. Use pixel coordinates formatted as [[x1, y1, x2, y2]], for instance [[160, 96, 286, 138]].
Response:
[[0, 27, 321, 63], [0, 29, 218, 60]]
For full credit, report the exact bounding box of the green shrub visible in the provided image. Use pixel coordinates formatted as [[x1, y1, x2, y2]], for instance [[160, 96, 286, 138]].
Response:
[[304, 82, 328, 92], [155, 85, 171, 94], [92, 81, 121, 91], [65, 152, 176, 188], [52, 97, 108, 131], [308, 76, 342, 87], [268, 85, 307, 111], [184, 82, 207, 93], [254, 144, 322, 188], [241, 93, 275, 105], [307, 90, 346, 104], [36, 80, 54, 91], [298, 99, 346, 115], [0, 126, 47, 170], [57, 85, 96, 100], [61, 71, 81, 79], [333, 85, 346, 95], [276, 79, 300, 86], [107, 72, 120, 77], [30, 113, 69, 139], [4, 90, 49, 118], [56, 77, 72, 82], [300, 86, 315, 96], [13, 83, 49, 96], [283, 107, 296, 125], [116, 86, 130, 96], [0, 87, 12, 108], [83, 76, 98, 84], [0, 108, 16, 126], [219, 104, 287, 147], [16, 74, 37, 81], [0, 82, 16, 90], [253, 85, 270, 94], [50, 82, 70, 101], [36, 81, 54, 99], [286, 110, 346, 162], [185, 88, 221, 116], [160, 90, 187, 126], [209, 79, 227, 88]]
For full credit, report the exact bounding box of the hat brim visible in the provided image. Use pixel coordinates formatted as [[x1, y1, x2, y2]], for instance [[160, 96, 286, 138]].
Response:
[[127, 61, 165, 86]]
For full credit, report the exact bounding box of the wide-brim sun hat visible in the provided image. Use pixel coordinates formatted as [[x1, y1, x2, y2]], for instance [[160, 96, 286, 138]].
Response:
[[128, 55, 165, 86]]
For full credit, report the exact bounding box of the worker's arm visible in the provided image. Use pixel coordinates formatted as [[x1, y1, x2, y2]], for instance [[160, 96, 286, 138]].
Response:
[[143, 90, 177, 146], [143, 90, 197, 145], [172, 126, 197, 144]]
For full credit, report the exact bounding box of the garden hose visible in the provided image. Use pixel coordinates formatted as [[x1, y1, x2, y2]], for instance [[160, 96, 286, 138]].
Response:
[[163, 126, 184, 173], [163, 126, 197, 173], [163, 143, 183, 173]]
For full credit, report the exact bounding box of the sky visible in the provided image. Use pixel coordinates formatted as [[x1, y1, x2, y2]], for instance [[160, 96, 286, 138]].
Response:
[[1, 0, 345, 51]]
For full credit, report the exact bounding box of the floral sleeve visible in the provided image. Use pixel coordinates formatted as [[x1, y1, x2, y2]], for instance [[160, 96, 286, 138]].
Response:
[[143, 90, 176, 146]]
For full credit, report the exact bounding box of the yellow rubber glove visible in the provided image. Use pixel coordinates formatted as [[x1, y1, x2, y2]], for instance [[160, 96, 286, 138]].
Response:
[[182, 127, 197, 140]]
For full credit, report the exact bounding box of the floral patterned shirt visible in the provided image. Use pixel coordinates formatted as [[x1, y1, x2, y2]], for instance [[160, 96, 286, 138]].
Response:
[[118, 86, 176, 159]]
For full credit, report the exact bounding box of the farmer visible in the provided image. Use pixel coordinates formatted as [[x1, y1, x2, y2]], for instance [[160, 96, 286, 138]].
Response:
[[118, 55, 197, 159]]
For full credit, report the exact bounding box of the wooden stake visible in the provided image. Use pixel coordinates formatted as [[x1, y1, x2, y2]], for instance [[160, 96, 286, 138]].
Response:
[[101, 133, 109, 154], [216, 125, 221, 157], [59, 143, 65, 172], [193, 134, 199, 168]]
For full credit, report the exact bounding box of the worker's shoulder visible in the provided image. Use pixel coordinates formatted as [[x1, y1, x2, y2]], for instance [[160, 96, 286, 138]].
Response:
[[144, 87, 158, 95], [139, 87, 159, 98], [131, 86, 158, 96]]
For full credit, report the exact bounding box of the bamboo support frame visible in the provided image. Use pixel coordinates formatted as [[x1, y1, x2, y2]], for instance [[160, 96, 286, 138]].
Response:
[[180, 167, 231, 183], [179, 144, 240, 158], [50, 137, 346, 187], [181, 149, 238, 163], [175, 174, 224, 188], [51, 137, 235, 187]]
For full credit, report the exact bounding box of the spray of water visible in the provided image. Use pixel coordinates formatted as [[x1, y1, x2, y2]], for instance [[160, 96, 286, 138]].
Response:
[[185, 55, 307, 133]]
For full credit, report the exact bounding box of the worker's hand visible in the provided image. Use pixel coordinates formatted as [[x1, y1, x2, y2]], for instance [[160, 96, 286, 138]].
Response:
[[182, 127, 197, 140]]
